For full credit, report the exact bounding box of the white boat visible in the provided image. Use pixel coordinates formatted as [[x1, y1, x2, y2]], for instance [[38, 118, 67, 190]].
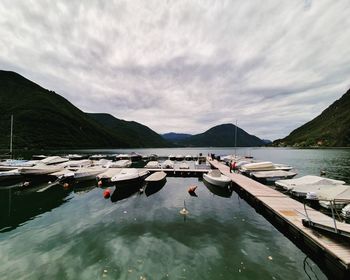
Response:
[[64, 160, 92, 170], [314, 185, 350, 209], [65, 154, 83, 160], [185, 155, 193, 161], [145, 171, 167, 182], [175, 155, 184, 161], [19, 164, 64, 176], [73, 167, 106, 182], [40, 156, 69, 165], [250, 170, 297, 182], [162, 160, 174, 169], [203, 170, 231, 187], [110, 160, 132, 168], [341, 204, 350, 219], [240, 161, 293, 174], [168, 154, 176, 161], [179, 162, 190, 169], [90, 154, 107, 160], [0, 169, 22, 182], [0, 159, 38, 171], [96, 168, 122, 182], [275, 175, 345, 191], [111, 168, 149, 184], [290, 184, 338, 198], [145, 161, 161, 169]]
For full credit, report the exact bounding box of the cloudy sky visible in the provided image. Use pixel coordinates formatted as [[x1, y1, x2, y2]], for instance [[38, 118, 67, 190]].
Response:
[[0, 0, 349, 140]]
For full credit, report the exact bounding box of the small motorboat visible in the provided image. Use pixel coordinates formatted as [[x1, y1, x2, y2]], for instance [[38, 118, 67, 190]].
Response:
[[111, 168, 149, 184], [145, 171, 167, 183], [203, 170, 231, 187], [175, 155, 184, 161], [145, 161, 161, 169], [110, 160, 132, 168], [179, 162, 190, 169], [96, 168, 122, 184], [240, 161, 293, 175], [144, 172, 167, 197], [40, 156, 69, 165], [275, 175, 346, 191], [19, 164, 64, 176], [185, 155, 193, 161], [168, 154, 176, 161], [73, 167, 106, 182], [162, 160, 174, 169], [250, 170, 297, 183], [341, 204, 350, 219]]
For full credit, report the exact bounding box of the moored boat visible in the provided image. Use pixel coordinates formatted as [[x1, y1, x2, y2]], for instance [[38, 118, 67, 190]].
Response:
[[145, 171, 167, 183], [203, 170, 231, 188], [111, 168, 149, 185], [110, 159, 132, 168], [145, 161, 161, 169], [162, 160, 174, 169], [179, 162, 190, 169]]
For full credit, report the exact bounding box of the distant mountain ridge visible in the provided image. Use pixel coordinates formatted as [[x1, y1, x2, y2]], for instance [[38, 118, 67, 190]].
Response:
[[0, 70, 169, 149], [88, 113, 170, 148], [274, 88, 350, 147], [162, 133, 192, 142], [168, 123, 265, 147]]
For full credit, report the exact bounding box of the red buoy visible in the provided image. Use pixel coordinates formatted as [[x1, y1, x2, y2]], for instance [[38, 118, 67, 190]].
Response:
[[103, 188, 111, 199]]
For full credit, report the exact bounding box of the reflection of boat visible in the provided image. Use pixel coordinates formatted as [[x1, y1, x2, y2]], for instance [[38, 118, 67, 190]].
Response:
[[0, 185, 72, 232], [111, 168, 149, 185], [203, 179, 232, 198], [111, 184, 140, 202], [203, 170, 231, 187]]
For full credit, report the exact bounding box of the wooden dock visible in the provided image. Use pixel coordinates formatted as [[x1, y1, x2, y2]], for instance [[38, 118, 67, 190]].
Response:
[[145, 168, 209, 177], [209, 159, 350, 279]]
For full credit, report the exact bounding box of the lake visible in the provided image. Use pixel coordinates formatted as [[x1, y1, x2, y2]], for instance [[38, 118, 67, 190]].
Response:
[[1, 147, 349, 279]]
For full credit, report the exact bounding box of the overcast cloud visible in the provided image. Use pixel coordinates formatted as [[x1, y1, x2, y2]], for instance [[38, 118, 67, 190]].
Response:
[[0, 0, 349, 140]]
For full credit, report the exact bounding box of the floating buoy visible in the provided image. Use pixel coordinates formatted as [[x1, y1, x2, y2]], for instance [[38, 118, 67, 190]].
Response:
[[188, 185, 198, 197], [103, 188, 111, 199], [97, 180, 103, 187], [179, 200, 189, 215]]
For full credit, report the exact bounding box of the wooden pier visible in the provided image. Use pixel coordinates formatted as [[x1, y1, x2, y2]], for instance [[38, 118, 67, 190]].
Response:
[[209, 158, 350, 279], [145, 168, 209, 177]]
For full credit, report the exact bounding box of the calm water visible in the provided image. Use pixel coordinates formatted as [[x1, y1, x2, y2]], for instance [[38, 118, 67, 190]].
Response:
[[1, 148, 350, 279]]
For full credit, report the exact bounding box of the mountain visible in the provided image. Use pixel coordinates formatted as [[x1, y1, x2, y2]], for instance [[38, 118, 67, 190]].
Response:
[[162, 133, 192, 142], [0, 70, 169, 149], [274, 89, 350, 147], [176, 123, 265, 147], [88, 113, 170, 148]]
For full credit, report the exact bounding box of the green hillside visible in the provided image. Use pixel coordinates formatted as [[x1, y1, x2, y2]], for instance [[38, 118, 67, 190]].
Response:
[[88, 113, 170, 148], [274, 89, 350, 147], [0, 70, 168, 149], [178, 123, 265, 147]]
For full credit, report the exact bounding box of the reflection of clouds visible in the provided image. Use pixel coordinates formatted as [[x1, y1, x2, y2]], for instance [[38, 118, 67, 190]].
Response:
[[0, 0, 349, 139]]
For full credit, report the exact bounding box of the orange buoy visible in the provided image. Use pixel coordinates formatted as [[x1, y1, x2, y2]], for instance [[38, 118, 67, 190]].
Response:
[[103, 188, 111, 199], [97, 180, 103, 187], [188, 185, 198, 197]]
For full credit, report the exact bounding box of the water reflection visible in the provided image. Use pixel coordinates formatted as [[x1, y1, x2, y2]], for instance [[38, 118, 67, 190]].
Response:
[[203, 179, 233, 198], [0, 184, 72, 232], [111, 182, 142, 202], [144, 179, 167, 197]]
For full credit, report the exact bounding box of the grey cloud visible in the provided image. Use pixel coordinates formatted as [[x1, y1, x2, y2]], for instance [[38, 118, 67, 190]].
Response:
[[0, 0, 349, 140]]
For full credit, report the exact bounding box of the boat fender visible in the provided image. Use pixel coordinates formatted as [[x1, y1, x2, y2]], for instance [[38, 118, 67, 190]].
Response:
[[103, 188, 111, 199], [97, 180, 103, 187]]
